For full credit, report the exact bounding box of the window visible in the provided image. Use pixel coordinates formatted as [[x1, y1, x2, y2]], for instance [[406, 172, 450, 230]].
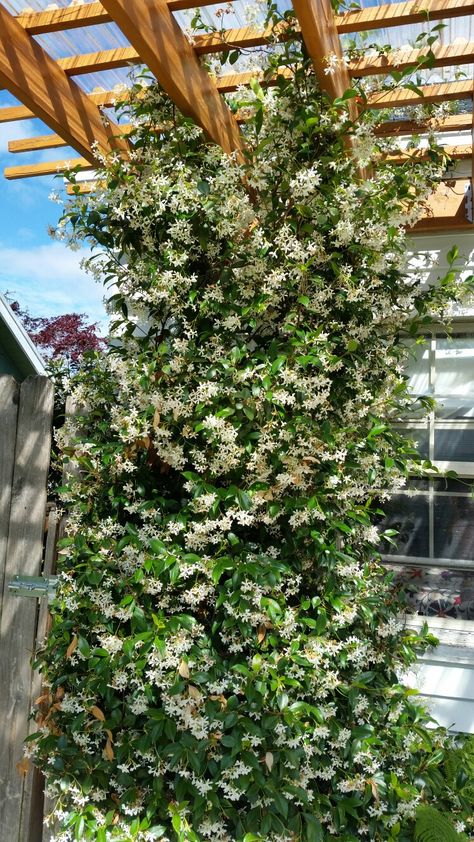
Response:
[[381, 328, 474, 631]]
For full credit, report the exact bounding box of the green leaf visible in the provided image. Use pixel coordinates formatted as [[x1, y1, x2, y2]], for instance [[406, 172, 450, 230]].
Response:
[[304, 814, 324, 842], [415, 805, 463, 842], [250, 78, 265, 101], [447, 245, 459, 264]]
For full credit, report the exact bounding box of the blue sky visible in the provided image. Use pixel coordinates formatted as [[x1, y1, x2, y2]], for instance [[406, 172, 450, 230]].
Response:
[[0, 103, 108, 329]]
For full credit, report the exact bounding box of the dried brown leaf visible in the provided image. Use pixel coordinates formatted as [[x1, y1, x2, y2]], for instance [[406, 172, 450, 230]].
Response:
[[188, 685, 202, 701], [257, 624, 267, 644], [265, 751, 274, 771], [16, 758, 30, 777], [104, 738, 114, 761], [66, 636, 78, 659], [178, 660, 190, 679], [90, 705, 105, 722]]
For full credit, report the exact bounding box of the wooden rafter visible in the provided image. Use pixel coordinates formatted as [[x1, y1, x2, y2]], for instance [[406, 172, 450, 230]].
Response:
[[376, 113, 473, 136], [383, 144, 472, 163], [7, 143, 471, 180], [15, 0, 227, 35], [336, 0, 474, 34], [4, 157, 92, 180], [0, 4, 128, 163], [367, 80, 473, 108], [12, 109, 473, 155], [56, 46, 138, 77], [98, 0, 243, 157], [291, 0, 351, 100], [349, 41, 474, 78], [8, 125, 140, 153], [0, 88, 134, 123]]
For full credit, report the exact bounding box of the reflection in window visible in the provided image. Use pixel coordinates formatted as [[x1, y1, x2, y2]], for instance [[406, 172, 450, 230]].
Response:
[[435, 338, 474, 418], [379, 494, 429, 558], [434, 428, 474, 462], [392, 565, 474, 622], [434, 495, 474, 560]]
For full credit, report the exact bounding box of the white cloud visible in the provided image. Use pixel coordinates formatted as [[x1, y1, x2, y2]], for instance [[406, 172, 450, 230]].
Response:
[[0, 240, 108, 326]]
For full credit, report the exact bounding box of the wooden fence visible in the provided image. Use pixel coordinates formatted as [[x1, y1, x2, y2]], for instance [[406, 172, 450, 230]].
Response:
[[0, 375, 55, 842]]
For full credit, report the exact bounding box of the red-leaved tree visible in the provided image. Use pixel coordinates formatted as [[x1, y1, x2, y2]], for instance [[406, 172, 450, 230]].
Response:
[[10, 300, 105, 366]]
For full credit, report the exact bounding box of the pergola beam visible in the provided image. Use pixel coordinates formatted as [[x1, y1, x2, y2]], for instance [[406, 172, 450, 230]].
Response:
[[0, 5, 128, 163], [350, 41, 474, 78], [367, 80, 473, 108], [291, 0, 352, 100], [4, 157, 92, 180], [16, 0, 227, 35], [376, 113, 473, 136], [336, 0, 474, 34], [98, 0, 243, 157], [383, 144, 472, 163], [0, 88, 134, 123]]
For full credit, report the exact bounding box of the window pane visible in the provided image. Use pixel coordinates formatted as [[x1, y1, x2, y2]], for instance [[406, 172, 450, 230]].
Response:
[[433, 478, 474, 493], [405, 342, 430, 396], [379, 494, 429, 557], [435, 337, 474, 418], [434, 495, 474, 560], [434, 427, 474, 462], [397, 427, 430, 460]]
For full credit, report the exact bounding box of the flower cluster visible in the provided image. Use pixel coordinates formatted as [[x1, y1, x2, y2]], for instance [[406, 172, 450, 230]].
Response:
[[33, 9, 474, 842]]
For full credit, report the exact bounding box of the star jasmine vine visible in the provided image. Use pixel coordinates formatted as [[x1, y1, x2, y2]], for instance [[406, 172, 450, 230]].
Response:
[[31, 7, 474, 842]]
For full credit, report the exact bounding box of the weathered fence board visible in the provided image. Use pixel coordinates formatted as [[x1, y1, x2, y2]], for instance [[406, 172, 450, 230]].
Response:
[[0, 375, 54, 842], [0, 377, 20, 634]]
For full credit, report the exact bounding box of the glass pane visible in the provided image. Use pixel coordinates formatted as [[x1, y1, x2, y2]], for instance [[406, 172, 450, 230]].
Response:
[[435, 337, 474, 418], [379, 494, 429, 557], [433, 477, 474, 493], [434, 495, 474, 561], [398, 427, 430, 460], [391, 565, 474, 621], [434, 427, 474, 463], [405, 341, 430, 396]]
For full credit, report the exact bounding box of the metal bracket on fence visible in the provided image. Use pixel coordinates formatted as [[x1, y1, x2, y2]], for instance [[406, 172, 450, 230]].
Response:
[[8, 575, 58, 601], [465, 180, 473, 223]]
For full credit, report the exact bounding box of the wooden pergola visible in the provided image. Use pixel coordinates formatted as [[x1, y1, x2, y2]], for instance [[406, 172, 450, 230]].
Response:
[[0, 0, 473, 231]]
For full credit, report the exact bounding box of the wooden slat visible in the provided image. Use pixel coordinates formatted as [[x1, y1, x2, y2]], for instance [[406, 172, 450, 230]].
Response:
[[0, 4, 128, 162], [367, 79, 473, 108], [13, 142, 471, 179], [382, 143, 472, 162], [99, 0, 243, 157], [14, 109, 471, 154], [193, 24, 283, 55], [0, 87, 134, 124], [8, 132, 84, 153], [9, 125, 134, 153], [26, 25, 289, 80], [349, 41, 474, 78], [57, 46, 139, 76], [4, 157, 92, 180], [376, 112, 473, 136], [0, 376, 54, 842], [0, 65, 285, 127], [17, 0, 227, 35], [336, 0, 474, 34], [292, 0, 352, 100]]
